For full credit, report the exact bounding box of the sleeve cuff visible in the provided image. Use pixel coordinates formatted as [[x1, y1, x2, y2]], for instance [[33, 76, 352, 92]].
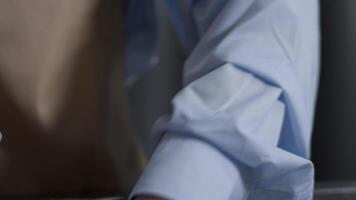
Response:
[[130, 134, 248, 200]]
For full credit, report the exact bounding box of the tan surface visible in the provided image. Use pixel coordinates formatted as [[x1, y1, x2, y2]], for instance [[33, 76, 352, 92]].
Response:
[[0, 0, 143, 197]]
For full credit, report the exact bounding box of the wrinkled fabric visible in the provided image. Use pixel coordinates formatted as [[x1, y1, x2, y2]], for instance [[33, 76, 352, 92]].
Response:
[[128, 0, 320, 199]]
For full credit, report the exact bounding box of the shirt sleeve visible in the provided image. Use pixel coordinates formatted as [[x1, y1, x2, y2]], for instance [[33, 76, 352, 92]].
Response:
[[130, 0, 319, 199], [130, 133, 248, 200]]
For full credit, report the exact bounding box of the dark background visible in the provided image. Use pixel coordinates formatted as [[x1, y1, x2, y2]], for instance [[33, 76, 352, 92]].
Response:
[[312, 0, 356, 181]]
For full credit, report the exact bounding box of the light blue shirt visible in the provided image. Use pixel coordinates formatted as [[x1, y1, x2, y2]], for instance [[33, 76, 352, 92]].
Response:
[[125, 0, 320, 199]]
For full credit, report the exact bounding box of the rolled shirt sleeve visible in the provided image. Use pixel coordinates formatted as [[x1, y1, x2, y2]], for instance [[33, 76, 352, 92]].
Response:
[[130, 133, 247, 200], [130, 0, 319, 199]]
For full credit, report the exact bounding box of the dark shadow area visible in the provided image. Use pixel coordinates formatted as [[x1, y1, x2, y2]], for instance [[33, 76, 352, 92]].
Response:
[[312, 0, 356, 181]]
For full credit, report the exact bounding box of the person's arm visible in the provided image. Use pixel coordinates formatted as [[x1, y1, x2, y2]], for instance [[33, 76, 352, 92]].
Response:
[[132, 0, 320, 199]]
